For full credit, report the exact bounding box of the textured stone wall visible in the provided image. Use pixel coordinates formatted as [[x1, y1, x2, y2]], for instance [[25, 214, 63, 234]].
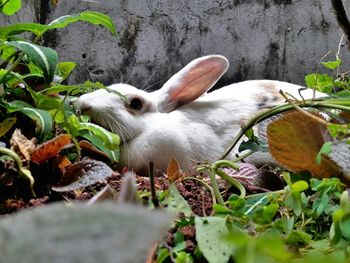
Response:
[[0, 0, 38, 25], [3, 0, 350, 89]]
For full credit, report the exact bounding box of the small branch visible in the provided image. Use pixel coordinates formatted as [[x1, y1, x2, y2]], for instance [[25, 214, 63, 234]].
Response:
[[331, 0, 350, 50], [148, 161, 159, 208], [220, 99, 350, 160], [280, 90, 329, 126]]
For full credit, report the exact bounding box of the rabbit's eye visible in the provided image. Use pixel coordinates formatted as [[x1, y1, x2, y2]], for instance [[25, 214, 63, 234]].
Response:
[[129, 97, 143, 110]]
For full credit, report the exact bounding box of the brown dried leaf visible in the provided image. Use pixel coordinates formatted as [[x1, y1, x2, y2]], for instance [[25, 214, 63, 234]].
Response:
[[31, 134, 71, 164], [79, 140, 109, 160], [55, 156, 72, 172], [52, 158, 113, 192], [167, 158, 182, 182], [10, 129, 36, 161], [267, 111, 341, 178]]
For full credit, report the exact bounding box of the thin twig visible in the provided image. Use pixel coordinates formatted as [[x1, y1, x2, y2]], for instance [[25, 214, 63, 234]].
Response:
[[279, 90, 329, 126], [148, 161, 159, 208]]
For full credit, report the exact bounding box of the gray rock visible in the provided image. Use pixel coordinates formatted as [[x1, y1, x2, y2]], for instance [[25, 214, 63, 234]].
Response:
[[44, 0, 349, 89], [0, 202, 169, 263]]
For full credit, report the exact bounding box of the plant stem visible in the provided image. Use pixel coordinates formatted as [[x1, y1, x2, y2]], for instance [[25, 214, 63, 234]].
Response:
[[148, 161, 159, 207], [208, 169, 225, 206], [0, 147, 36, 197], [220, 99, 350, 159]]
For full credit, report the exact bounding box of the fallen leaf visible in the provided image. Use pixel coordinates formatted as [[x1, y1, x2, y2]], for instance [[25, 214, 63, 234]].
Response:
[[52, 158, 113, 192], [167, 158, 182, 182], [55, 156, 72, 172], [31, 134, 71, 164], [79, 140, 110, 160], [10, 129, 36, 161], [267, 111, 341, 178]]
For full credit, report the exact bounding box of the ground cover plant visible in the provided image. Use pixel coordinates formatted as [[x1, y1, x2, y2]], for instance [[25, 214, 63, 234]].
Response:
[[1, 1, 350, 263]]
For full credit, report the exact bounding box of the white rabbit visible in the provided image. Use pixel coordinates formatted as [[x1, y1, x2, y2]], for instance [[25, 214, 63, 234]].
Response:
[[77, 55, 325, 175]]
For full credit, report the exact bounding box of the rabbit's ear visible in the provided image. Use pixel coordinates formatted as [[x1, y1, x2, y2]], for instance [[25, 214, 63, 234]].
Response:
[[157, 55, 229, 113]]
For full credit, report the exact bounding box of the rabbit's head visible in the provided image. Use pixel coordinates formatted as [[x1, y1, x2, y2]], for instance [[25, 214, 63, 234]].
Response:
[[77, 55, 229, 144]]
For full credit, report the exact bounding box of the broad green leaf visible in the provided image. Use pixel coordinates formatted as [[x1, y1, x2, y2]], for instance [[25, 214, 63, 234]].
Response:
[[254, 231, 292, 261], [79, 130, 119, 162], [20, 107, 52, 140], [7, 101, 52, 140], [5, 41, 58, 82], [286, 230, 312, 245], [48, 11, 116, 36], [78, 122, 120, 149], [0, 23, 47, 37], [1, 0, 21, 15], [304, 73, 334, 93], [291, 180, 309, 192], [43, 82, 105, 95], [57, 61, 76, 81], [195, 216, 248, 263], [163, 184, 193, 217], [0, 11, 116, 38], [322, 59, 342, 70], [0, 117, 16, 137]]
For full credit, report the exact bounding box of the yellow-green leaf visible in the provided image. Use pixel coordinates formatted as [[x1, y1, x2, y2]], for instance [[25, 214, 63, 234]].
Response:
[[0, 117, 16, 137]]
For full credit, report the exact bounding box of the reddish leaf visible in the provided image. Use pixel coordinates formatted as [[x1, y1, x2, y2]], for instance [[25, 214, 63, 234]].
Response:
[[167, 158, 182, 182], [267, 111, 341, 178], [31, 134, 71, 164]]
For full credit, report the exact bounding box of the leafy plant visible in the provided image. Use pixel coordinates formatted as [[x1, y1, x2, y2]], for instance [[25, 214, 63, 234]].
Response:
[[0, 4, 120, 197]]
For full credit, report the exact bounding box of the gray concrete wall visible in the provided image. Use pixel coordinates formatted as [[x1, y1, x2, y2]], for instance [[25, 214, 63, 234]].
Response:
[[5, 0, 350, 89]]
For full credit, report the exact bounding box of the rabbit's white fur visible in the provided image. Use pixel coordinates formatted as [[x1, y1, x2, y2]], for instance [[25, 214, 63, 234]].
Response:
[[78, 55, 325, 175]]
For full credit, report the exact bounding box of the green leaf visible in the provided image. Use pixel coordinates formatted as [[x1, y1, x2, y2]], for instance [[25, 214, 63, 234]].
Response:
[[48, 11, 117, 36], [0, 11, 116, 38], [339, 214, 350, 240], [286, 230, 312, 246], [316, 142, 333, 164], [20, 107, 52, 140], [78, 122, 120, 150], [43, 82, 105, 95], [163, 184, 193, 217], [0, 23, 48, 38], [291, 180, 309, 192], [57, 62, 76, 81], [5, 41, 58, 82], [305, 73, 334, 93], [7, 100, 52, 140], [1, 0, 21, 15], [195, 216, 246, 263], [253, 203, 279, 225], [321, 59, 342, 70], [0, 117, 16, 137]]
